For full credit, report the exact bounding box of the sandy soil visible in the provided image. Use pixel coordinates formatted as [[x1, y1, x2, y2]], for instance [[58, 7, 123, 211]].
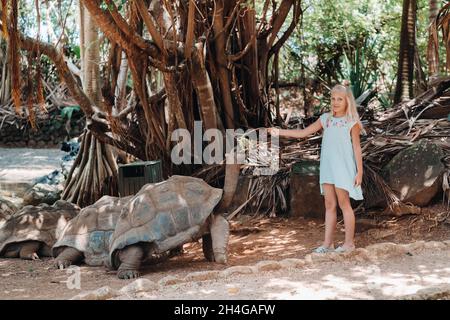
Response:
[[0, 203, 448, 300], [118, 245, 450, 300]]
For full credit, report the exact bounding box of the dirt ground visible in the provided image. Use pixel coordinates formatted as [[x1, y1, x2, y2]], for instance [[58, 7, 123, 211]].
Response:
[[0, 202, 448, 300]]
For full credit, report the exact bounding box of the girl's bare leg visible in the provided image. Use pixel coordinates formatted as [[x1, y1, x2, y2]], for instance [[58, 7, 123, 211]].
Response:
[[322, 183, 337, 248], [335, 187, 356, 249]]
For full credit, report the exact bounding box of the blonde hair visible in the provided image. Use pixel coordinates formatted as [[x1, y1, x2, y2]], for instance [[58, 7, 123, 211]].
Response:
[[331, 80, 363, 131]]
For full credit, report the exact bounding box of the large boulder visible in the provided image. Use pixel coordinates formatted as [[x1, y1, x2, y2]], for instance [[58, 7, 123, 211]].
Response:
[[382, 139, 445, 206], [23, 170, 65, 206], [22, 183, 64, 206]]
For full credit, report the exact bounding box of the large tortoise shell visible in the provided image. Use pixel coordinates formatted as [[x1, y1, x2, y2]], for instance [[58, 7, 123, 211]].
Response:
[[0, 200, 79, 255], [109, 176, 222, 269]]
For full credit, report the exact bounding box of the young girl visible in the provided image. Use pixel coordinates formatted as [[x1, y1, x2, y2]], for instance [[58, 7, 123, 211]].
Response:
[[268, 82, 363, 253]]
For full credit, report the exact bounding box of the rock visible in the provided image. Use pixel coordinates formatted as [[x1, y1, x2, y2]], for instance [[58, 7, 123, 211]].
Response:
[[227, 287, 240, 295], [382, 140, 445, 206], [0, 181, 34, 198], [310, 252, 344, 263], [402, 241, 426, 253], [158, 275, 182, 286], [255, 260, 282, 272], [0, 195, 23, 217], [71, 286, 119, 300], [423, 241, 447, 250], [23, 183, 64, 206], [289, 160, 325, 219], [33, 170, 65, 186], [220, 266, 255, 278], [400, 285, 450, 300], [365, 242, 406, 259], [119, 279, 158, 294], [61, 140, 80, 160], [345, 248, 371, 262], [279, 258, 306, 269], [183, 271, 220, 282]]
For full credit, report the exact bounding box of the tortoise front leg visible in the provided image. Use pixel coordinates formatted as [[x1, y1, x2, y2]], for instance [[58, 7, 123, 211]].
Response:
[[55, 247, 84, 269], [117, 244, 144, 280], [19, 241, 42, 260]]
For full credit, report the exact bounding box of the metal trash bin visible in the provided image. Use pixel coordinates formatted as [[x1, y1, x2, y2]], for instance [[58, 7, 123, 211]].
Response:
[[118, 160, 163, 196]]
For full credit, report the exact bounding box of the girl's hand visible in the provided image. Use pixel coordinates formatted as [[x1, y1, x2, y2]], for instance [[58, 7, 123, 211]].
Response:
[[267, 127, 280, 136], [354, 172, 363, 187]]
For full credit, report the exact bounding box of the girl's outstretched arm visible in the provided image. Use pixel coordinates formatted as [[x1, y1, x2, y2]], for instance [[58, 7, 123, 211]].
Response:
[[351, 124, 363, 186], [268, 118, 322, 139]]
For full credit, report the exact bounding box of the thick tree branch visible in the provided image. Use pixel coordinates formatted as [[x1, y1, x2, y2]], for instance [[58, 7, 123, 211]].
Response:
[[229, 34, 255, 62], [16, 33, 94, 118], [103, 0, 153, 54], [184, 0, 196, 59], [81, 0, 159, 57], [134, 0, 167, 56], [0, 20, 146, 159], [267, 0, 295, 49], [269, 0, 302, 58]]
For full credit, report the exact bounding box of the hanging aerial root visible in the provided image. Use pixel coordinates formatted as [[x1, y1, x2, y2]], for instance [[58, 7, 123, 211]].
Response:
[[9, 0, 21, 115], [0, 0, 8, 39]]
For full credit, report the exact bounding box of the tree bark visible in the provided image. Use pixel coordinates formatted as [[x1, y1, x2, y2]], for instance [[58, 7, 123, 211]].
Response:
[[212, 0, 235, 129], [394, 0, 417, 104], [61, 4, 118, 207], [0, 0, 303, 195], [427, 0, 440, 80], [190, 42, 219, 131]]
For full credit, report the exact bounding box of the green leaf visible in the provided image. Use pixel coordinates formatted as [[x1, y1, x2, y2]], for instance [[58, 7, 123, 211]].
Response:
[[60, 105, 80, 121]]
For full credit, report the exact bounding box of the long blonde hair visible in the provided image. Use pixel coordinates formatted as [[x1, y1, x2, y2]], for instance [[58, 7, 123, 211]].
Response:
[[331, 80, 363, 131]]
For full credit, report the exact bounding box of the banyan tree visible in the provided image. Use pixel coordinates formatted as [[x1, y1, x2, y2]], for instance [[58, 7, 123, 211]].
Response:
[[0, 0, 302, 206]]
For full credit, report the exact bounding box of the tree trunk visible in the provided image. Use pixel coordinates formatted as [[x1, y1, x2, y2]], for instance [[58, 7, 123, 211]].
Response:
[[212, 0, 235, 129], [0, 38, 11, 105], [427, 0, 440, 80], [394, 0, 417, 104], [1, 0, 302, 197], [190, 42, 219, 131], [61, 3, 118, 207]]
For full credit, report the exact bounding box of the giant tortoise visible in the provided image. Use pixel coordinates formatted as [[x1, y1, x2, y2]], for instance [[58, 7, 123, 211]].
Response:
[[109, 167, 239, 279], [52, 195, 133, 268], [0, 200, 79, 260]]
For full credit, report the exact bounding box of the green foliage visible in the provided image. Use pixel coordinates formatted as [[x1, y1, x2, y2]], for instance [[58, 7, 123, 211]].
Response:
[[378, 92, 392, 110], [339, 35, 379, 99], [60, 105, 80, 121], [274, 0, 431, 107]]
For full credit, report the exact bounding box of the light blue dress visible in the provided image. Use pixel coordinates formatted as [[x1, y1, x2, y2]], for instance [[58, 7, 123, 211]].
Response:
[[319, 113, 363, 200]]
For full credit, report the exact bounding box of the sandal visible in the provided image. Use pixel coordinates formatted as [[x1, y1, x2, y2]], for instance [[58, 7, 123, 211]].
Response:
[[335, 245, 355, 253], [313, 246, 334, 254]]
